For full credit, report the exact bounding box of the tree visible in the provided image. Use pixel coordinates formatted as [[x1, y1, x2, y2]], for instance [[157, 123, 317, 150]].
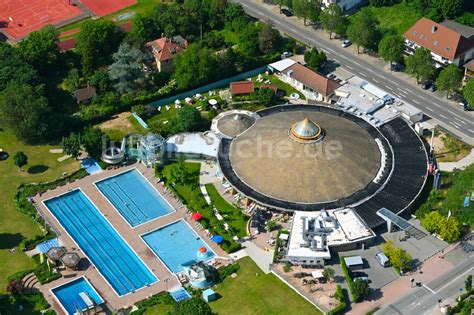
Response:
[[439, 216, 461, 243], [258, 24, 282, 55], [0, 84, 52, 143], [108, 42, 145, 94], [390, 247, 412, 271], [132, 12, 161, 43], [169, 106, 203, 134], [436, 64, 463, 98], [353, 279, 370, 300], [170, 160, 190, 185], [0, 43, 39, 91], [76, 20, 124, 74], [347, 8, 380, 53], [304, 47, 327, 71], [266, 220, 277, 232], [173, 44, 218, 89], [378, 35, 404, 68], [62, 68, 81, 92], [420, 211, 443, 233], [293, 0, 321, 25], [370, 0, 399, 6], [223, 3, 246, 22], [6, 279, 24, 295], [465, 275, 472, 292], [406, 48, 436, 83], [322, 267, 335, 282], [13, 152, 28, 169], [174, 297, 213, 315], [320, 3, 347, 39], [464, 78, 474, 106], [433, 0, 463, 19], [237, 24, 260, 56], [19, 25, 60, 74], [62, 133, 81, 159], [258, 88, 276, 106], [90, 69, 111, 92], [81, 127, 104, 159]]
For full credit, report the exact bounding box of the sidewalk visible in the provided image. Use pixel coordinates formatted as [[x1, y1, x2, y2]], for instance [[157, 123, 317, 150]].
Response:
[[438, 148, 474, 171]]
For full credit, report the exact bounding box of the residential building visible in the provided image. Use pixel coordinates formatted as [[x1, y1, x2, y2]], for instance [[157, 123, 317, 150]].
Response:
[[404, 18, 474, 68], [269, 60, 339, 102], [146, 35, 188, 73], [463, 59, 474, 84], [72, 86, 96, 104]]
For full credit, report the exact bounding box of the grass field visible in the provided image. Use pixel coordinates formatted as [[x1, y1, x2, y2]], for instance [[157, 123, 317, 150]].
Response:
[[0, 130, 79, 293], [430, 131, 472, 163], [351, 3, 422, 36], [210, 257, 321, 315], [205, 183, 249, 238]]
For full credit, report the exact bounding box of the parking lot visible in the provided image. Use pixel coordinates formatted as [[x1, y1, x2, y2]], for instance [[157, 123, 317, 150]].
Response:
[[337, 242, 399, 290]]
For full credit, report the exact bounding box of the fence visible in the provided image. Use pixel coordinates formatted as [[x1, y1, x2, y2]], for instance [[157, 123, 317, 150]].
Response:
[[147, 66, 268, 107]]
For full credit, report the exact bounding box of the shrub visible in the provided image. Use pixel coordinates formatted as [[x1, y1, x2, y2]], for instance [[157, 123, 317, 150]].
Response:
[[283, 262, 293, 273], [328, 284, 347, 315], [134, 292, 176, 315], [218, 263, 240, 281], [340, 256, 359, 302]]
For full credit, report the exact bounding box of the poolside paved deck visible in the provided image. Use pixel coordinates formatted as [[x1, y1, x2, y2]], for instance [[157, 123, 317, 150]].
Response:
[[34, 162, 228, 314]]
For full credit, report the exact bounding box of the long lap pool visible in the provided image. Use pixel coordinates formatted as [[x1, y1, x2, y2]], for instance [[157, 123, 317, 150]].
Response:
[[45, 189, 157, 296], [95, 169, 174, 227]]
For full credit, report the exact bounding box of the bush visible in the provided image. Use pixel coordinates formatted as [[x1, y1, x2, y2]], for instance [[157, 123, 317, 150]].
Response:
[[328, 284, 347, 315], [283, 262, 293, 273], [33, 256, 61, 285], [134, 292, 176, 315], [218, 263, 240, 281]]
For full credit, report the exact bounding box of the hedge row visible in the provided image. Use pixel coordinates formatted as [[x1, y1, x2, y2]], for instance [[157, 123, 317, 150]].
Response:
[[273, 230, 289, 263], [328, 284, 347, 315], [340, 256, 360, 302]]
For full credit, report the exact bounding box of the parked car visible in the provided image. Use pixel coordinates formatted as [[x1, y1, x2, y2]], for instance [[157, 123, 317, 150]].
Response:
[[281, 51, 293, 59], [327, 73, 337, 80], [281, 8, 293, 17], [341, 40, 352, 48], [353, 276, 370, 282], [375, 252, 390, 267], [448, 92, 464, 102], [421, 80, 433, 90], [429, 83, 436, 92], [391, 63, 402, 72]]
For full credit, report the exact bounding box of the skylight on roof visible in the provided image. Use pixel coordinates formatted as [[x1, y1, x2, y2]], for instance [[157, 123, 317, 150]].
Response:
[[434, 40, 439, 46], [413, 31, 417, 35]]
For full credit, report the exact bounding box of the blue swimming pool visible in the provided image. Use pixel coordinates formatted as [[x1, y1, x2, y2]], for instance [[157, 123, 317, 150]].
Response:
[[52, 277, 104, 315], [142, 220, 216, 273], [95, 169, 174, 227], [45, 190, 157, 296]]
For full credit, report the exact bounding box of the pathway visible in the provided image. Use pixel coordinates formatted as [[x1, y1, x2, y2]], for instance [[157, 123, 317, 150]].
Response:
[[438, 148, 474, 171], [241, 240, 273, 274]]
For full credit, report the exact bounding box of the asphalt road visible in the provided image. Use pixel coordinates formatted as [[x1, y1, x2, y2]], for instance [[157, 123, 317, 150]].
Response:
[[376, 256, 474, 315], [233, 0, 474, 144]]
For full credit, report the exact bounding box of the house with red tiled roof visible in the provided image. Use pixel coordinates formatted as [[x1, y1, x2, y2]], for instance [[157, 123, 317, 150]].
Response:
[[273, 62, 339, 102], [404, 17, 474, 68], [146, 35, 188, 72]]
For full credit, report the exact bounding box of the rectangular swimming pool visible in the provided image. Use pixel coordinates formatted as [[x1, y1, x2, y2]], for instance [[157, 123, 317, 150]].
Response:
[[95, 169, 174, 227], [141, 220, 216, 274], [51, 277, 104, 315], [45, 189, 157, 296]]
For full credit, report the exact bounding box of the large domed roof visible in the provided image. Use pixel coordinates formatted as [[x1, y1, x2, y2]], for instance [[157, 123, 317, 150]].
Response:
[[289, 118, 323, 142]]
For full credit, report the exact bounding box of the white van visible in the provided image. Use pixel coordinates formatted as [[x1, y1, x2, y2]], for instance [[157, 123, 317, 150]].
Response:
[[375, 252, 390, 267]]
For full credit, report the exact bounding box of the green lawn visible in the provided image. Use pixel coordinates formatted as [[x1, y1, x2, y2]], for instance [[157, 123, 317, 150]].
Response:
[[429, 131, 472, 163], [351, 3, 422, 36], [205, 183, 249, 238], [416, 165, 474, 227], [210, 257, 321, 315], [0, 130, 80, 293], [58, 0, 162, 34], [251, 73, 305, 100]]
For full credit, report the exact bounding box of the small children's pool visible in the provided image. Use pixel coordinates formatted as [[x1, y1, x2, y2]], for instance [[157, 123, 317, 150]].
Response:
[[142, 220, 216, 273], [51, 277, 104, 315], [81, 158, 102, 174], [170, 287, 192, 302]]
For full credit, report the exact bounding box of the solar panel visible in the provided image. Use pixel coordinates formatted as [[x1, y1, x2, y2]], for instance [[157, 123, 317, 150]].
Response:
[[376, 208, 411, 230]]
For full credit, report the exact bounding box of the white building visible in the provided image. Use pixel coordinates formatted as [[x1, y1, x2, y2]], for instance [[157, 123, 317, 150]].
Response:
[[286, 209, 374, 266], [404, 18, 474, 68]]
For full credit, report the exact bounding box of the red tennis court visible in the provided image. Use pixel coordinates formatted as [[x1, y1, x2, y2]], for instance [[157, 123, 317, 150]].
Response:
[[0, 0, 85, 40], [79, 0, 137, 17]]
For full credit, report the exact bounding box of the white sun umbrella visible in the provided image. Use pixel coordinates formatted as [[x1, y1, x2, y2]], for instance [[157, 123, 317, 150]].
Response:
[[175, 99, 181, 105], [185, 97, 192, 104], [209, 99, 218, 105], [195, 93, 203, 99]]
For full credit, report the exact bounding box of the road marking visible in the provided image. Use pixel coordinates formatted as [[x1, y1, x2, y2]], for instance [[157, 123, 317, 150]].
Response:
[[326, 47, 335, 53], [412, 100, 420, 104], [440, 114, 448, 119], [469, 129, 474, 133], [353, 61, 361, 66], [425, 107, 434, 112], [422, 284, 436, 294], [359, 72, 366, 77], [291, 28, 298, 32], [241, 2, 248, 7], [373, 78, 379, 83], [346, 65, 353, 70], [454, 117, 466, 124], [385, 86, 394, 91]]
